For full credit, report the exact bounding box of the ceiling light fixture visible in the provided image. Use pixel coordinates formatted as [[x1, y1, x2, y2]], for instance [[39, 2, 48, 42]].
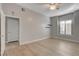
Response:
[[49, 5, 56, 10], [49, 3, 61, 10]]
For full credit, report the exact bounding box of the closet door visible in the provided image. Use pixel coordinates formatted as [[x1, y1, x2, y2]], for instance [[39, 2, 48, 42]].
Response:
[[6, 17, 19, 42]]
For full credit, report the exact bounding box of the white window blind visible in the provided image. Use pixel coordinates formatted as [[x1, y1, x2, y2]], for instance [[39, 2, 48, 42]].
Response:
[[66, 20, 72, 35], [59, 20, 72, 35], [60, 21, 65, 34]]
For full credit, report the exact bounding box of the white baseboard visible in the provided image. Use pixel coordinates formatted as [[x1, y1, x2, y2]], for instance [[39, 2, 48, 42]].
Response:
[[52, 36, 79, 43], [20, 36, 49, 45], [20, 36, 79, 45]]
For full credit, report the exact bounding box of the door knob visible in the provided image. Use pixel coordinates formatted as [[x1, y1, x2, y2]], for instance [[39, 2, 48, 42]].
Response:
[[1, 35, 4, 37]]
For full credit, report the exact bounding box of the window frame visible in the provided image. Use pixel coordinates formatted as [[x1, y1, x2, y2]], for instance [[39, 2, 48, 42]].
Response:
[[59, 20, 72, 36]]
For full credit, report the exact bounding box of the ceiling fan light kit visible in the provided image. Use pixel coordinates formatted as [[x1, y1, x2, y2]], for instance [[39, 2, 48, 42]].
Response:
[[49, 3, 61, 10], [49, 5, 56, 10]]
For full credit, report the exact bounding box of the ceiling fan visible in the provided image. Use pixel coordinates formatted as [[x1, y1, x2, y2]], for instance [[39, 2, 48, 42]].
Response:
[[49, 3, 62, 10]]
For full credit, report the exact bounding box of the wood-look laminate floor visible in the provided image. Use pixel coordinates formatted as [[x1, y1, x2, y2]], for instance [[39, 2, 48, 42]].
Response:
[[4, 38, 79, 56]]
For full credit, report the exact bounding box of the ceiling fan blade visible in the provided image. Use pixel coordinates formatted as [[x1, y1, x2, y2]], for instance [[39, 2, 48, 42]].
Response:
[[41, 3, 50, 7]]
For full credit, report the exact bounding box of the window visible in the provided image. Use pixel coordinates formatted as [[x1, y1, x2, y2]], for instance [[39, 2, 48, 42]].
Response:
[[60, 21, 65, 34], [65, 20, 72, 35], [59, 20, 72, 35]]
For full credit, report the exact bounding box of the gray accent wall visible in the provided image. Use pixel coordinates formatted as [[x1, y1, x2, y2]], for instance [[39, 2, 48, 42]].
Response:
[[50, 17, 57, 37], [73, 10, 79, 42], [50, 10, 79, 42]]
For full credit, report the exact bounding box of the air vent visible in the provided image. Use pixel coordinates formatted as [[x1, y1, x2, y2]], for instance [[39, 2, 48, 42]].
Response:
[[21, 8, 25, 12]]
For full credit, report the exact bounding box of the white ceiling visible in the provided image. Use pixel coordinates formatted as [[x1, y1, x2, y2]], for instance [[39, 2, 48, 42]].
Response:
[[18, 3, 79, 17]]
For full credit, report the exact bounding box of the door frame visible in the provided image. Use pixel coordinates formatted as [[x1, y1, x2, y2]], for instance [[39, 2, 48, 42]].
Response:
[[5, 16, 21, 45]]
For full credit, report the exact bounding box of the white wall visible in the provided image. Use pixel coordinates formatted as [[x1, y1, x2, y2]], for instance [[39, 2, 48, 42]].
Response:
[[2, 3, 50, 45]]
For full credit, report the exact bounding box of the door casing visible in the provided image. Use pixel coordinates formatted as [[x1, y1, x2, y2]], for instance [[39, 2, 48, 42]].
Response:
[[5, 16, 20, 45]]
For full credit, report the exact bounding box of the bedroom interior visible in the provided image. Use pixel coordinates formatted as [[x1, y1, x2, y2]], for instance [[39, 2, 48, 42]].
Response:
[[0, 3, 79, 56]]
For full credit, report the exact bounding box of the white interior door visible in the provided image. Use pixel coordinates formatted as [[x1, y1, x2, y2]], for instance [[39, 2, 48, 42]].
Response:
[[6, 17, 19, 42], [0, 4, 6, 55]]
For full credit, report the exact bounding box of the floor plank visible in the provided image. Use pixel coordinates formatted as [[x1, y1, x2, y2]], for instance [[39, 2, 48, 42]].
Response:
[[4, 38, 79, 56]]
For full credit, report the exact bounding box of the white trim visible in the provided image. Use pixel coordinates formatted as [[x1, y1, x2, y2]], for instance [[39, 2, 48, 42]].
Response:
[[52, 36, 79, 43], [20, 37, 49, 45], [5, 15, 19, 19]]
